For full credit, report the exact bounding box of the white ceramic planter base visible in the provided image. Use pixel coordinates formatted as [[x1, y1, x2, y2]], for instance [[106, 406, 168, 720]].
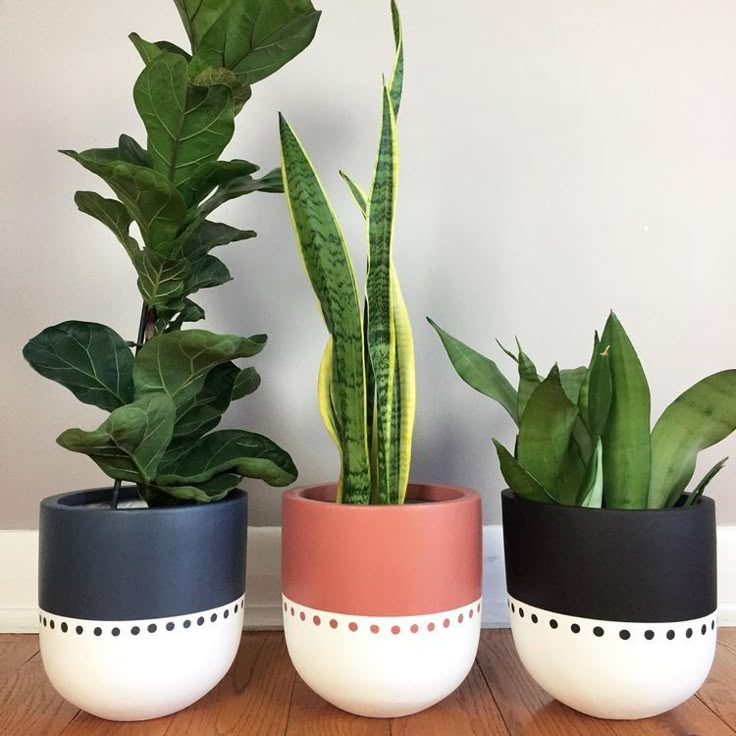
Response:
[[39, 595, 245, 721], [283, 595, 482, 718], [508, 594, 717, 719]]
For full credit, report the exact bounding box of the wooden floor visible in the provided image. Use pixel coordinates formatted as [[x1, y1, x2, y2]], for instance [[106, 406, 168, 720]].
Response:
[[1, 629, 735, 735]]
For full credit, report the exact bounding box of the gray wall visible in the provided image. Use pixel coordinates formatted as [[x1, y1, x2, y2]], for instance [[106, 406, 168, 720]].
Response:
[[3, 0, 736, 528]]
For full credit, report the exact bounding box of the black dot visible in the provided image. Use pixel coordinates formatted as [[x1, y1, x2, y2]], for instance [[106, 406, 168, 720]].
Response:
[[183, 620, 191, 629], [571, 623, 580, 634], [701, 624, 707, 635], [686, 628, 693, 638], [131, 626, 140, 636], [511, 603, 515, 613], [94, 627, 102, 637], [224, 609, 229, 619], [49, 620, 55, 630], [667, 630, 675, 640], [593, 626, 604, 637], [75, 625, 83, 635], [645, 630, 655, 640], [619, 629, 630, 640], [234, 603, 239, 613], [112, 628, 120, 637], [549, 619, 558, 629], [166, 622, 175, 631], [711, 620, 715, 630], [148, 623, 157, 633], [210, 613, 217, 622], [531, 614, 538, 624], [61, 622, 68, 633], [43, 617, 47, 627], [197, 616, 205, 626], [38, 614, 42, 623], [519, 608, 525, 618]]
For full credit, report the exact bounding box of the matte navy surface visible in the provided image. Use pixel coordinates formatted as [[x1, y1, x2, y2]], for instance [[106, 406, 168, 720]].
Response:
[[39, 487, 247, 620], [502, 490, 716, 622]]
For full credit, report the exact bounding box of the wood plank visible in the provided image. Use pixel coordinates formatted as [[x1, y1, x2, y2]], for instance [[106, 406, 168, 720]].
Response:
[[478, 629, 735, 736], [61, 712, 172, 736], [0, 634, 39, 674], [165, 632, 295, 736], [390, 662, 510, 736], [0, 652, 79, 736], [285, 675, 390, 736], [697, 629, 736, 730]]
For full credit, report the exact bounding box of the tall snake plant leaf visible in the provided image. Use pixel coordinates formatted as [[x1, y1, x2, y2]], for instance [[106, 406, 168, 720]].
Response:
[[279, 114, 371, 503], [517, 365, 584, 504], [599, 312, 651, 509], [57, 394, 177, 484], [428, 319, 519, 425], [23, 322, 135, 412], [648, 370, 736, 508], [388, 0, 404, 115], [133, 52, 235, 195], [339, 171, 368, 215], [493, 439, 554, 504], [366, 85, 399, 504]]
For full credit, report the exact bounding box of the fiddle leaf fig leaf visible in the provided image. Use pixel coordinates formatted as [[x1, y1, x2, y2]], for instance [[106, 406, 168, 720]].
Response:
[[179, 220, 256, 259], [192, 66, 252, 115], [74, 191, 141, 267], [233, 366, 261, 399], [23, 322, 134, 411], [57, 394, 176, 483], [118, 134, 150, 167], [185, 254, 233, 293], [137, 250, 188, 308], [133, 52, 235, 194], [145, 472, 243, 504], [165, 299, 206, 332], [129, 33, 191, 64], [134, 329, 267, 408], [182, 159, 260, 207], [198, 167, 283, 217], [173, 0, 233, 48], [159, 429, 297, 486]]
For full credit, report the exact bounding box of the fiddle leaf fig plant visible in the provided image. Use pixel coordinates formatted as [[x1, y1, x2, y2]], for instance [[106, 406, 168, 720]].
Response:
[[280, 0, 414, 505], [23, 0, 319, 505], [430, 311, 736, 510]]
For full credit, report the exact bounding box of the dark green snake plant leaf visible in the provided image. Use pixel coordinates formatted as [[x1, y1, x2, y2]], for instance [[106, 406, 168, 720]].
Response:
[[684, 457, 729, 507], [279, 114, 371, 503], [577, 439, 603, 507], [515, 340, 539, 420], [428, 318, 518, 425], [57, 394, 177, 483], [648, 370, 736, 508], [600, 312, 651, 509], [493, 439, 554, 504], [23, 322, 135, 412]]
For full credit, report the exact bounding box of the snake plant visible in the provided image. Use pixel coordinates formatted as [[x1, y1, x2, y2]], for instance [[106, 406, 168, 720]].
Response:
[[280, 1, 414, 504], [430, 311, 736, 509], [22, 0, 321, 506]]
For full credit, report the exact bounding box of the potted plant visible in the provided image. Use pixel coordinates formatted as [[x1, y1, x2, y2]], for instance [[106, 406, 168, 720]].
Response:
[[278, 1, 482, 719], [429, 310, 736, 719], [22, 0, 320, 722]]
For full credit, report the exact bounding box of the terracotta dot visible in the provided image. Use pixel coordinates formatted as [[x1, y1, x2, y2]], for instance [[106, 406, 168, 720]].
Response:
[[410, 624, 419, 633], [290, 607, 295, 616], [313, 615, 321, 626], [391, 625, 401, 635], [428, 622, 435, 632], [443, 618, 450, 628], [458, 613, 464, 624], [349, 622, 358, 632], [469, 609, 474, 619], [370, 624, 380, 634], [299, 612, 306, 621], [329, 619, 338, 629]]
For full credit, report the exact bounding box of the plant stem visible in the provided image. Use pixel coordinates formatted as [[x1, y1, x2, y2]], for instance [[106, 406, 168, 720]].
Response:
[[110, 302, 152, 510]]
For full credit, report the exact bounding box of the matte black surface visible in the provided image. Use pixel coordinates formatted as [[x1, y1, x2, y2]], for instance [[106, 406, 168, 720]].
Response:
[[502, 490, 716, 622], [39, 487, 247, 620]]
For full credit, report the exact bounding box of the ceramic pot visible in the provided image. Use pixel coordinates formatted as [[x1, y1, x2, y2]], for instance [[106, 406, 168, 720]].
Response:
[[281, 483, 482, 718], [38, 487, 247, 721], [502, 490, 717, 720]]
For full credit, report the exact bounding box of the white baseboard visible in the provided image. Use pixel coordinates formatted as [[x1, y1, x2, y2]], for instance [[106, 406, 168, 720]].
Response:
[[2, 526, 735, 632]]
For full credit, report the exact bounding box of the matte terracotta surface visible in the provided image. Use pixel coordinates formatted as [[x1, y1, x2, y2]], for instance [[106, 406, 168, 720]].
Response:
[[281, 483, 482, 616]]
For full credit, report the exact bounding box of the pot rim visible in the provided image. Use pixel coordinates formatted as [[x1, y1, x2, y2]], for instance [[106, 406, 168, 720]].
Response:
[[285, 481, 479, 511], [40, 486, 246, 517]]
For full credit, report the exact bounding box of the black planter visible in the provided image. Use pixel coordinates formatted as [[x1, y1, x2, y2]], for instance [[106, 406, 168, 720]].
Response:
[[501, 490, 718, 720], [38, 486, 247, 722]]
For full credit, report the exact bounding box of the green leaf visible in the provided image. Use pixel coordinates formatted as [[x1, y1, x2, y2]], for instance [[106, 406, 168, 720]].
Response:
[[181, 159, 260, 207], [190, 0, 321, 86], [185, 254, 233, 293], [179, 220, 256, 260], [339, 170, 367, 216], [577, 440, 603, 507], [515, 341, 539, 420], [57, 394, 176, 483], [493, 439, 554, 504], [279, 113, 371, 504], [578, 334, 612, 441], [648, 370, 736, 508], [144, 472, 241, 504], [61, 149, 187, 248], [172, 0, 233, 48], [428, 318, 518, 425], [684, 457, 728, 507], [388, 0, 404, 116], [159, 429, 297, 486], [600, 312, 651, 509], [118, 134, 151, 167], [133, 52, 235, 194], [517, 365, 584, 504], [166, 299, 206, 331], [198, 167, 283, 217], [134, 329, 267, 408], [192, 66, 251, 115], [74, 191, 141, 267], [233, 366, 261, 399], [559, 366, 587, 405], [23, 321, 134, 411], [129, 32, 192, 64], [136, 250, 188, 309]]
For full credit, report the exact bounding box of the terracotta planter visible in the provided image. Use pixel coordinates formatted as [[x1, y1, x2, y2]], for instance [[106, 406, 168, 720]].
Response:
[[281, 483, 482, 718], [502, 490, 717, 720]]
